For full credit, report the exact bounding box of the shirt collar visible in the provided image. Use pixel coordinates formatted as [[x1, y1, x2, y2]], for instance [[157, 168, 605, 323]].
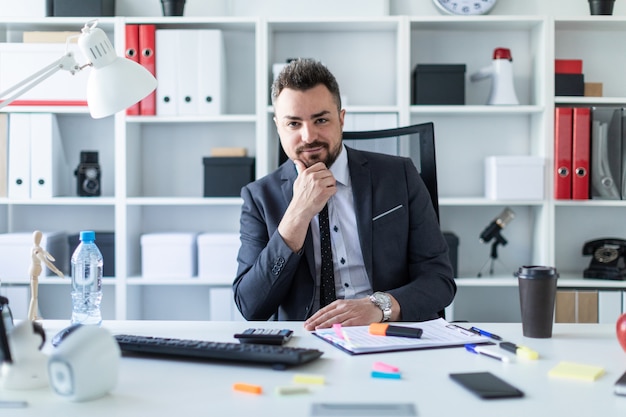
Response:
[[329, 144, 350, 186]]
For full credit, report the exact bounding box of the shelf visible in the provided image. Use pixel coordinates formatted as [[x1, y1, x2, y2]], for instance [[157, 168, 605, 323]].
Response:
[[439, 197, 544, 206], [455, 276, 626, 289], [0, 106, 90, 114], [2, 15, 622, 322], [126, 277, 232, 286], [0, 197, 116, 205], [555, 97, 626, 105], [126, 114, 257, 124], [125, 197, 243, 206], [410, 105, 544, 115]]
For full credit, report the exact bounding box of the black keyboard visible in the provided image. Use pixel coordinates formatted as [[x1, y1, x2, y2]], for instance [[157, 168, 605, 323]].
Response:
[[114, 334, 323, 368]]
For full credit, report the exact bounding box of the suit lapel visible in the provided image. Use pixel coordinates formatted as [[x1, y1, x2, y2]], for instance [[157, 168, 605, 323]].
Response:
[[346, 148, 374, 282]]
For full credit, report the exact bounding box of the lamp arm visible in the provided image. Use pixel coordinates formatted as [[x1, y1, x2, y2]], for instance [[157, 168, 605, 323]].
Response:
[[0, 52, 82, 110]]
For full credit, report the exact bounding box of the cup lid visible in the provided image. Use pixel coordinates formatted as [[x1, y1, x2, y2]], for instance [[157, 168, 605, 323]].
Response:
[[515, 265, 559, 279]]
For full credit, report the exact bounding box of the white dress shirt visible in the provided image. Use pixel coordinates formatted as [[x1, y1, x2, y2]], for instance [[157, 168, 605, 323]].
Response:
[[307, 145, 372, 310]]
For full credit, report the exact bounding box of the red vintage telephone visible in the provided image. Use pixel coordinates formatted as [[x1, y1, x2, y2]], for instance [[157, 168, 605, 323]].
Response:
[[582, 238, 626, 280]]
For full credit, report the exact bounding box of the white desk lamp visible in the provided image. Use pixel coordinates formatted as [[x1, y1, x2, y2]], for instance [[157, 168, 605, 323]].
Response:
[[0, 19, 157, 118]]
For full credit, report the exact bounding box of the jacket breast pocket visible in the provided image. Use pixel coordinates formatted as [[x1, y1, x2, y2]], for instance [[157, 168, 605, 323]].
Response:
[[372, 204, 404, 226]]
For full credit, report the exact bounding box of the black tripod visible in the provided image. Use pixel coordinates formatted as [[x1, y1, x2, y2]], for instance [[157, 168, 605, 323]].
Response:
[[477, 229, 509, 277]]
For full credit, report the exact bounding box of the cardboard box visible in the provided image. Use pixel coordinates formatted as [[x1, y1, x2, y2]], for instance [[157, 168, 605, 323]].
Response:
[[555, 59, 583, 74], [0, 231, 68, 280], [0, 43, 89, 104], [584, 82, 603, 97], [485, 156, 545, 200], [203, 157, 255, 197], [197, 233, 240, 283], [413, 64, 466, 105], [555, 73, 584, 96], [141, 233, 197, 279], [68, 232, 115, 277]]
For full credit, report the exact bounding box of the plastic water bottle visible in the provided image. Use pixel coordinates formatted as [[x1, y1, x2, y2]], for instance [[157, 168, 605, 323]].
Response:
[[71, 230, 103, 326]]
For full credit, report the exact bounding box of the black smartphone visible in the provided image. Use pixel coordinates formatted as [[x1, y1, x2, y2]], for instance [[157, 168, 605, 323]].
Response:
[[615, 370, 626, 396], [234, 328, 293, 345], [449, 372, 524, 399]]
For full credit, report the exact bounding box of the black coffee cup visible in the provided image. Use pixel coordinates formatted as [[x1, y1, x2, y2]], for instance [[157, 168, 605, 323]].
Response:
[[515, 265, 558, 338], [589, 0, 615, 15], [161, 0, 186, 16]]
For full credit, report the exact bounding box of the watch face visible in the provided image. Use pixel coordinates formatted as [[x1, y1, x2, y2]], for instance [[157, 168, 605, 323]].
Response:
[[433, 0, 497, 15], [373, 292, 392, 309]]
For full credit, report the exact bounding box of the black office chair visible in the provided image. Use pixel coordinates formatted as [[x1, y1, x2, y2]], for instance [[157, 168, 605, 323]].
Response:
[[341, 123, 439, 223], [278, 123, 439, 220], [341, 123, 447, 319], [278, 122, 448, 318]]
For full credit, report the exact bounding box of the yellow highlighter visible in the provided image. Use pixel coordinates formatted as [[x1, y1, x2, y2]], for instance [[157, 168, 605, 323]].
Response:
[[499, 342, 539, 360]]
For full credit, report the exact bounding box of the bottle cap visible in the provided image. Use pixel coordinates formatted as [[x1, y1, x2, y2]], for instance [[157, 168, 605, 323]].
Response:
[[79, 231, 96, 242], [493, 47, 512, 61]]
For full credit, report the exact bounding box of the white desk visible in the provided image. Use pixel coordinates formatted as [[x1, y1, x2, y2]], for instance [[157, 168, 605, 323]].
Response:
[[3, 320, 626, 416]]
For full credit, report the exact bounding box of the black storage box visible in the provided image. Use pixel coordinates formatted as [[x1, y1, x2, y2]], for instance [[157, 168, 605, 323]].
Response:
[[46, 0, 115, 16], [443, 231, 459, 277], [413, 64, 466, 105], [555, 73, 584, 96], [68, 232, 115, 277], [203, 157, 255, 197]]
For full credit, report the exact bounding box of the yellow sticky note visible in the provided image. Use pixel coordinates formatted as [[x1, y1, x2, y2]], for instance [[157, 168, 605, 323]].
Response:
[[293, 373, 325, 385], [548, 362, 605, 381]]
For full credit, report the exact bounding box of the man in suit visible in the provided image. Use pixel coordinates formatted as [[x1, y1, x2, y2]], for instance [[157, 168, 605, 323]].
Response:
[[233, 59, 455, 330]]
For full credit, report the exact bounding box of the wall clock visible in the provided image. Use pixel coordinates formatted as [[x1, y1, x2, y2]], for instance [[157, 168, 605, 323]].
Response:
[[432, 0, 498, 15]]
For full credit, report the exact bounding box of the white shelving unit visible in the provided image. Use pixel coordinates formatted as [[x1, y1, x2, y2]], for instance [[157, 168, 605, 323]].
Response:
[[0, 15, 624, 322]]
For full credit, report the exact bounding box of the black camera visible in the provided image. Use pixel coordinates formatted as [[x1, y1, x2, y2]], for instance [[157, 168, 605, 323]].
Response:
[[75, 151, 101, 197]]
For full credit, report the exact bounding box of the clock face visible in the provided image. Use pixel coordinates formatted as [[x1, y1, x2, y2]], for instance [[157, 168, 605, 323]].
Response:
[[433, 0, 498, 15]]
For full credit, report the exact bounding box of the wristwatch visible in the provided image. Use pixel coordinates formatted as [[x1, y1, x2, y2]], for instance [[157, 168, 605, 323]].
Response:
[[369, 292, 392, 322]]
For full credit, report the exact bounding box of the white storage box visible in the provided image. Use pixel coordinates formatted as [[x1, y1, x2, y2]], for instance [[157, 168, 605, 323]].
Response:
[[0, 231, 68, 281], [485, 156, 545, 200], [141, 233, 198, 279], [197, 233, 240, 284]]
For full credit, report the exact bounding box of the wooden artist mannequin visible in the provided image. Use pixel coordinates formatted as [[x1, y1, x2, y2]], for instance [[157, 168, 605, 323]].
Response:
[[28, 230, 64, 321]]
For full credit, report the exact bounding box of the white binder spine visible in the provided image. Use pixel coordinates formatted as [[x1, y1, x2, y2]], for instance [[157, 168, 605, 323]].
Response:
[[155, 29, 179, 116], [197, 29, 226, 116], [30, 113, 70, 199], [7, 114, 31, 199]]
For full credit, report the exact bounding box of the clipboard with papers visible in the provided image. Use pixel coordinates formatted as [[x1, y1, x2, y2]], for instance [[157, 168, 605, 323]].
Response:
[[312, 318, 491, 355]]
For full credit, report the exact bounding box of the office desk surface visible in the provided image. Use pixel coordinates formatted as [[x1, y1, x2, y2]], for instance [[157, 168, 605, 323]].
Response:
[[3, 320, 626, 416]]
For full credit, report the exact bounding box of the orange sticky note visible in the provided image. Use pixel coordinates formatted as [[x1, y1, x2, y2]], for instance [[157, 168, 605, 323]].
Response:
[[233, 382, 263, 394]]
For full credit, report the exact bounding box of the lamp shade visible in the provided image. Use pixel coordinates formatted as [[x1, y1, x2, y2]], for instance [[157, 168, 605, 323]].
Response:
[[78, 21, 157, 118]]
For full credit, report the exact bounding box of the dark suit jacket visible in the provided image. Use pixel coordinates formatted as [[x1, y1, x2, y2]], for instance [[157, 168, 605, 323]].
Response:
[[233, 146, 456, 322]]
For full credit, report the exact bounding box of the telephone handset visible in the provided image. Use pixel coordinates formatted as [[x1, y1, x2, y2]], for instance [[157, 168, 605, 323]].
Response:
[[583, 238, 626, 280]]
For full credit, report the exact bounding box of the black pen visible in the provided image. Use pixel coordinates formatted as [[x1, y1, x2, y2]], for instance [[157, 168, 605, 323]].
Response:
[[470, 326, 503, 341]]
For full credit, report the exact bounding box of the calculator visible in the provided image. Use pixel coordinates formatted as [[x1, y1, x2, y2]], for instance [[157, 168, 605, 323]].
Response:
[[234, 328, 293, 345]]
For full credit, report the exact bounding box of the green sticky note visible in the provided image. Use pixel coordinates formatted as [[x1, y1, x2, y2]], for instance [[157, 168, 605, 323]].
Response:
[[548, 361, 605, 381]]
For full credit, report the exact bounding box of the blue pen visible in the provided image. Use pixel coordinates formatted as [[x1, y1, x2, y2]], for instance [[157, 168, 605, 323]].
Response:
[[465, 344, 510, 363], [470, 326, 503, 341]]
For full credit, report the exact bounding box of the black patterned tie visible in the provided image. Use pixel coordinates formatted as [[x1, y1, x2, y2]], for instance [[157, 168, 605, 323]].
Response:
[[319, 204, 336, 307]]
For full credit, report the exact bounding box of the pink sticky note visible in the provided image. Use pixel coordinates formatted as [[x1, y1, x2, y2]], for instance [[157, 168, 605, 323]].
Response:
[[333, 323, 344, 340], [373, 361, 399, 373]]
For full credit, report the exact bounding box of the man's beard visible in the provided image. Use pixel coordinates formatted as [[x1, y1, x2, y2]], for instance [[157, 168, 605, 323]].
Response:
[[296, 140, 342, 168]]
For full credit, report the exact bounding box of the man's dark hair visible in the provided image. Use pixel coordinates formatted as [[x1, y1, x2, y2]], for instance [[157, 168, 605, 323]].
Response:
[[271, 58, 342, 111]]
